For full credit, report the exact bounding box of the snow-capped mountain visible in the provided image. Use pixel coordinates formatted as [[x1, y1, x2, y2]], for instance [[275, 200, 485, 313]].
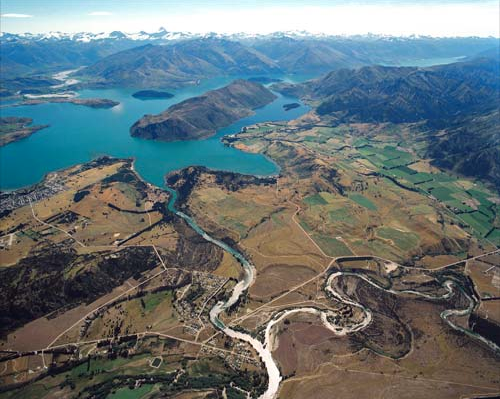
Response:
[[1, 28, 497, 83], [0, 28, 435, 44], [0, 28, 200, 43]]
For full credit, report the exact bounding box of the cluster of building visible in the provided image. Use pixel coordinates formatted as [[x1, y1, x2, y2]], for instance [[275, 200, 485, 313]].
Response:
[[199, 341, 258, 370], [175, 272, 228, 337], [0, 173, 65, 213]]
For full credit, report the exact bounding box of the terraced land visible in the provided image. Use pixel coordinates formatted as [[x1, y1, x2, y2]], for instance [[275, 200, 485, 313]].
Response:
[[347, 137, 500, 247]]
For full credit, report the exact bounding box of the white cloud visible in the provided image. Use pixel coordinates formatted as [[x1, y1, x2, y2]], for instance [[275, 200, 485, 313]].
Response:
[[157, 3, 499, 37], [88, 11, 112, 16], [2, 2, 498, 37], [1, 13, 33, 18]]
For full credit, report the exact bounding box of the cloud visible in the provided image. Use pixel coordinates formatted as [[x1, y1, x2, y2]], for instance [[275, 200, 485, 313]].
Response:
[[88, 11, 112, 16], [1, 13, 33, 18]]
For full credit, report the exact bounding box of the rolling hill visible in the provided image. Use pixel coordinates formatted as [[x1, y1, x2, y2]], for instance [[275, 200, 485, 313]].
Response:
[[427, 111, 500, 190]]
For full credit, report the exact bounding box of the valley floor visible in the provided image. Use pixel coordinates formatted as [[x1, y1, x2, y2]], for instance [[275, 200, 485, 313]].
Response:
[[0, 111, 499, 399]]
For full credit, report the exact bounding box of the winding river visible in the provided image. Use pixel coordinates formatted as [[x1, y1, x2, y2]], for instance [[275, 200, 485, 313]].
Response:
[[326, 271, 500, 354], [3, 70, 497, 397], [165, 185, 500, 399], [167, 187, 284, 398]]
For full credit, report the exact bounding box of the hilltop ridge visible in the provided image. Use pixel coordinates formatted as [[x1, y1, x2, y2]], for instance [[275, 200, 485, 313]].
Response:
[[130, 79, 277, 141]]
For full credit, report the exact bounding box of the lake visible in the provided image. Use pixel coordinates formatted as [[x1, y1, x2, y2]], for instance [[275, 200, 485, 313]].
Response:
[[0, 54, 465, 191], [383, 55, 466, 67], [0, 76, 309, 190]]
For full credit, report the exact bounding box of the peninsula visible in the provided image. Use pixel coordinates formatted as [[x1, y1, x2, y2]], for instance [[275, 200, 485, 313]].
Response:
[[130, 79, 277, 141], [21, 97, 119, 109], [0, 116, 48, 146]]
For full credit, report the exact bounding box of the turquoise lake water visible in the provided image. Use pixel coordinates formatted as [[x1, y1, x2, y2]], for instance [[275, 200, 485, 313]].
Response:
[[0, 54, 461, 191], [0, 76, 310, 190], [383, 56, 466, 67]]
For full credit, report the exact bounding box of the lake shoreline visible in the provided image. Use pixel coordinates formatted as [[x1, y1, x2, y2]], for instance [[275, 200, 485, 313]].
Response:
[[0, 76, 309, 191]]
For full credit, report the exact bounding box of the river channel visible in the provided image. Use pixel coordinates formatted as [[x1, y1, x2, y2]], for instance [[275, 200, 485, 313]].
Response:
[[2, 70, 497, 398]]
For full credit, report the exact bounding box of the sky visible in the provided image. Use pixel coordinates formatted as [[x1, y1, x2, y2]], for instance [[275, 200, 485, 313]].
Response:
[[1, 0, 499, 37]]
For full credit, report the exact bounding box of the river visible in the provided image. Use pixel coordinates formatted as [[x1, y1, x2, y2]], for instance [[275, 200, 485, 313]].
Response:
[[2, 67, 496, 398], [167, 181, 499, 399], [170, 188, 500, 399], [1, 74, 310, 397]]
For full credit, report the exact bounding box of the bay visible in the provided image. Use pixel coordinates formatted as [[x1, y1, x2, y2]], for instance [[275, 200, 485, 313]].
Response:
[[0, 75, 309, 190]]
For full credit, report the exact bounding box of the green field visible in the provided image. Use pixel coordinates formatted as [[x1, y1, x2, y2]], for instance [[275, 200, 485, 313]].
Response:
[[71, 357, 133, 378], [358, 144, 416, 172], [459, 212, 493, 237], [328, 208, 352, 222], [432, 173, 456, 183], [107, 385, 153, 399], [143, 291, 172, 313], [394, 165, 417, 175], [299, 220, 314, 233], [313, 234, 353, 256], [468, 189, 494, 207], [486, 229, 500, 245], [349, 193, 377, 211], [429, 186, 456, 202], [352, 137, 499, 245], [376, 227, 420, 251], [445, 200, 474, 213], [304, 193, 329, 206], [417, 181, 437, 191], [384, 168, 433, 185]]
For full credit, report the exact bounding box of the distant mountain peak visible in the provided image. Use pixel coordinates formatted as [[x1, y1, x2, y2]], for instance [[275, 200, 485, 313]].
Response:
[[109, 31, 126, 38], [2, 29, 498, 45]]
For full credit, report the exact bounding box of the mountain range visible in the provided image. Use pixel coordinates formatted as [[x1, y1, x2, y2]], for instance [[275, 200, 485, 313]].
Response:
[[274, 56, 500, 189], [1, 29, 498, 84], [75, 36, 499, 89], [277, 57, 499, 124], [5, 28, 494, 45], [78, 39, 280, 88]]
